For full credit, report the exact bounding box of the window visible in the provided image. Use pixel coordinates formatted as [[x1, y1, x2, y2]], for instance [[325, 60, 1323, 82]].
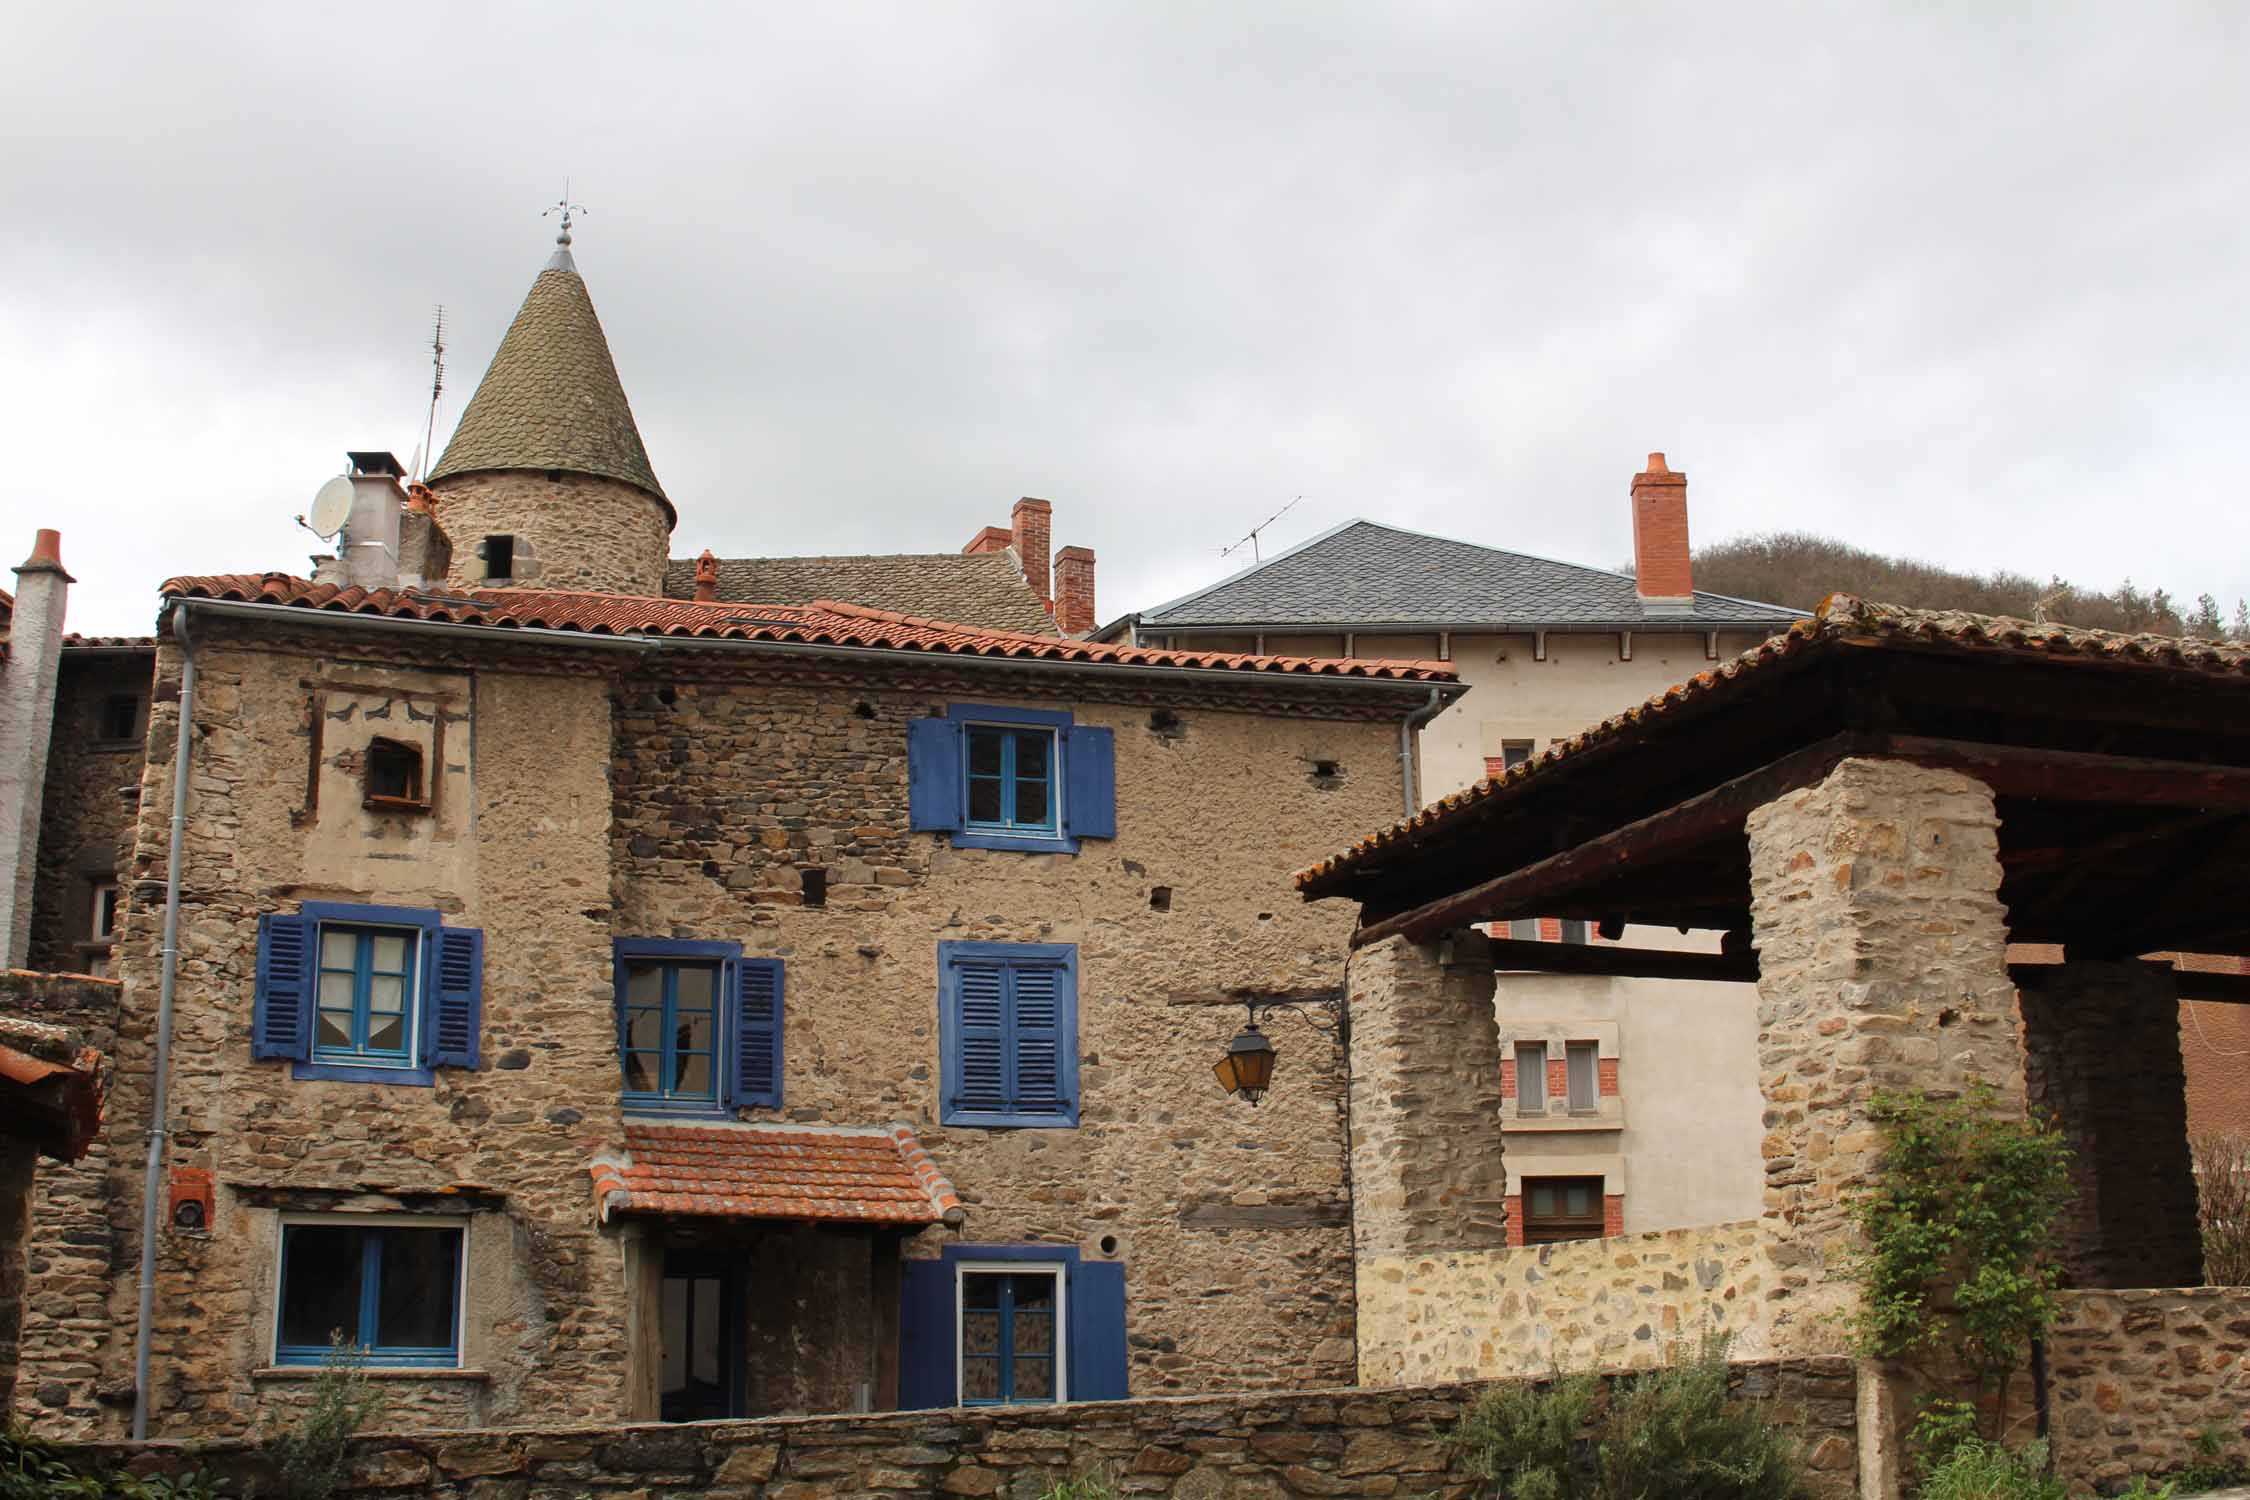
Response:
[[939, 942, 1079, 1128], [966, 724, 1056, 836], [98, 694, 139, 742], [1566, 1041, 1599, 1113], [482, 534, 516, 580], [1558, 918, 1588, 945], [1521, 1177, 1606, 1245], [363, 738, 427, 809], [1514, 1042, 1547, 1116], [254, 903, 483, 1084], [90, 881, 120, 942], [959, 1264, 1063, 1404], [612, 941, 782, 1113], [908, 704, 1114, 854], [277, 1220, 463, 1366], [315, 924, 420, 1067]]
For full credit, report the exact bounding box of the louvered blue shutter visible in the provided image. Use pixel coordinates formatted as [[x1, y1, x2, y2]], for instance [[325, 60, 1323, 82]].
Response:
[[1062, 724, 1115, 840], [428, 926, 483, 1069], [946, 959, 1009, 1122], [1066, 1260, 1129, 1401], [252, 913, 314, 1060], [727, 958, 783, 1109], [1008, 964, 1072, 1122], [908, 717, 964, 832], [897, 1260, 957, 1410]]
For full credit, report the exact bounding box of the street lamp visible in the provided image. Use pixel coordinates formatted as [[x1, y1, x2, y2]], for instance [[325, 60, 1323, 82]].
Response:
[[1210, 997, 1344, 1106]]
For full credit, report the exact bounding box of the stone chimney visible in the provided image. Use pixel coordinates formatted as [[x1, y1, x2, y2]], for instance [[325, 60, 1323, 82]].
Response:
[[1012, 498, 1053, 613], [1630, 453, 1694, 613], [1, 530, 72, 967], [1054, 547, 1097, 635], [962, 526, 1014, 556]]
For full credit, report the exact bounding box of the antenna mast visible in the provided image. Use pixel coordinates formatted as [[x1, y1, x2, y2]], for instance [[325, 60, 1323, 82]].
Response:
[[414, 306, 446, 484], [1220, 495, 1303, 564]]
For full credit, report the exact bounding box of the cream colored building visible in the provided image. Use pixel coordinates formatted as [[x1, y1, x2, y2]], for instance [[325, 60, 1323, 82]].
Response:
[[1106, 456, 1803, 1241]]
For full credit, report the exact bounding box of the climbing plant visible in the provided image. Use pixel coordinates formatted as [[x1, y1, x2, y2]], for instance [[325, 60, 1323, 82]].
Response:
[[1850, 1084, 2072, 1452]]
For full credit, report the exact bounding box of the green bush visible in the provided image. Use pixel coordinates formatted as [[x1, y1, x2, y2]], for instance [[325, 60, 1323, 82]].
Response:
[[262, 1336, 386, 1500], [1449, 1333, 1806, 1500], [1916, 1439, 2068, 1500], [1, 1422, 224, 1499]]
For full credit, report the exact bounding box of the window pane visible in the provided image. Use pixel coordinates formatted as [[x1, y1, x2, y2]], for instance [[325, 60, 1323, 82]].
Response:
[[368, 975, 406, 1015], [318, 970, 355, 1008], [962, 1356, 1001, 1400], [281, 1225, 365, 1349], [690, 1278, 720, 1386], [1567, 1043, 1598, 1110], [373, 1229, 459, 1351], [674, 966, 718, 1010], [1014, 1308, 1054, 1355], [1529, 1184, 1556, 1217], [321, 930, 357, 968], [1012, 731, 1049, 779], [316, 1011, 352, 1049], [967, 729, 1003, 776], [1565, 1183, 1594, 1216], [1013, 777, 1049, 826], [624, 1052, 662, 1094], [1014, 1357, 1054, 1399], [674, 1053, 714, 1098], [967, 778, 1003, 823], [366, 1012, 405, 1054], [626, 1009, 663, 1051], [675, 1009, 712, 1054], [372, 934, 410, 973], [962, 1308, 1001, 1356], [625, 963, 663, 1005], [1515, 1044, 1546, 1112]]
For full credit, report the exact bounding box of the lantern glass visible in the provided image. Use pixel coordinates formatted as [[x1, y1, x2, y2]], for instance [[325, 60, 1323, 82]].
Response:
[[1216, 1024, 1278, 1102]]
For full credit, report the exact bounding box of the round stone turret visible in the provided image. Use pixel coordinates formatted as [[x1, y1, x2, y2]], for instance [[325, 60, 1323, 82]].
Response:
[[427, 241, 673, 596]]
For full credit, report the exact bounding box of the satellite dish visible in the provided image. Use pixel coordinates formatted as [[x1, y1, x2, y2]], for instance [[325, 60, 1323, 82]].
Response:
[[307, 476, 354, 539]]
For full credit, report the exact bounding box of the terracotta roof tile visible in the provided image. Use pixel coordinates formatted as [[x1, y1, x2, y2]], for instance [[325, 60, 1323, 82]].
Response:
[[1296, 594, 2250, 891], [62, 634, 156, 650], [0, 1011, 105, 1162], [663, 552, 1059, 636], [590, 1121, 963, 1226], [159, 574, 1460, 686]]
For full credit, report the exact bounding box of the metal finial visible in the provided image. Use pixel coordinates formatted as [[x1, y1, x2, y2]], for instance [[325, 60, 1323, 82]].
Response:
[[542, 182, 587, 269]]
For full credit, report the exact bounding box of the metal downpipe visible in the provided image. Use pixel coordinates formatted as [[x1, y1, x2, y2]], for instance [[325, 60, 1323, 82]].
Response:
[[131, 603, 196, 1438], [1397, 686, 1445, 818]]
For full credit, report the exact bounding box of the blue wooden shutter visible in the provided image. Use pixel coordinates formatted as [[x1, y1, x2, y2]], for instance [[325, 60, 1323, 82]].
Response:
[[897, 1260, 958, 1410], [1008, 964, 1072, 1121], [252, 913, 314, 1060], [1062, 725, 1115, 840], [1067, 1260, 1128, 1401], [727, 959, 783, 1109], [428, 926, 483, 1069], [908, 718, 964, 832], [947, 958, 1009, 1120]]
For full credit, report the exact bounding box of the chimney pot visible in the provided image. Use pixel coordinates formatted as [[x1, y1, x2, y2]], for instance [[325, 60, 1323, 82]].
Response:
[[1630, 452, 1694, 608], [14, 528, 72, 580], [693, 549, 720, 603]]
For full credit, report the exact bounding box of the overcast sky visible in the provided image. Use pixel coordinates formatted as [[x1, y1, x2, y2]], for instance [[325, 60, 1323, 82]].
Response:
[[4, 4, 2246, 636]]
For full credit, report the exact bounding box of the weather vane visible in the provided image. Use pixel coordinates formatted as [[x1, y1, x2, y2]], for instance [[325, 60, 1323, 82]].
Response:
[[543, 181, 587, 248]]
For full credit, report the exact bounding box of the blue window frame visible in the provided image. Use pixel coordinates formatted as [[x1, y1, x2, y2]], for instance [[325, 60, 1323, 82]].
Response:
[[938, 941, 1079, 1128], [613, 940, 783, 1115], [897, 1243, 1129, 1410], [909, 704, 1114, 854], [313, 924, 420, 1067], [959, 1264, 1062, 1404], [276, 1221, 462, 1367], [965, 724, 1057, 837]]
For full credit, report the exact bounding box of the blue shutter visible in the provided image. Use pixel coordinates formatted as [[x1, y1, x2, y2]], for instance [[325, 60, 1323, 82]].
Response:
[[908, 717, 964, 832], [1067, 1260, 1128, 1401], [897, 1259, 957, 1410], [1062, 725, 1115, 840], [947, 959, 1009, 1120], [1008, 965, 1071, 1121], [252, 913, 314, 1060], [727, 959, 783, 1109], [429, 926, 483, 1069]]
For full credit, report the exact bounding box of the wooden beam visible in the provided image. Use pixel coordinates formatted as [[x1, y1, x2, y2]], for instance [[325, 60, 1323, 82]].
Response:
[[1877, 735, 2250, 810], [1164, 985, 1344, 1009], [2175, 968, 2250, 1005], [1489, 940, 1757, 983], [1351, 733, 1873, 949]]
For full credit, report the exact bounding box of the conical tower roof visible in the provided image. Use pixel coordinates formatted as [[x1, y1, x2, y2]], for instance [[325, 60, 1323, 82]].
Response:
[[430, 248, 672, 522]]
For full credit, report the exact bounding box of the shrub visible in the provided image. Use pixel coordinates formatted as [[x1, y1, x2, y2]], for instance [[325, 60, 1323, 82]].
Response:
[[1916, 1439, 2067, 1500], [2191, 1130, 2250, 1286], [1038, 1471, 1116, 1500], [262, 1336, 386, 1500], [1449, 1368, 1602, 1500]]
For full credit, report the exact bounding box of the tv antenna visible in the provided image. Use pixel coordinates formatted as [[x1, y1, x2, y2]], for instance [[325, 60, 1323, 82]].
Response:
[[414, 306, 446, 483], [1220, 495, 1302, 563]]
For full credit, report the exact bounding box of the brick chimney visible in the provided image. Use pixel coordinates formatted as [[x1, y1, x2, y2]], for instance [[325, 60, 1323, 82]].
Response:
[[1630, 453, 1693, 611], [1012, 498, 1053, 612], [1, 529, 72, 967], [1054, 546, 1097, 634], [962, 526, 1013, 556]]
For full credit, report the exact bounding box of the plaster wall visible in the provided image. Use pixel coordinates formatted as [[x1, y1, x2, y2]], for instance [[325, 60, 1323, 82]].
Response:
[[1, 562, 69, 969]]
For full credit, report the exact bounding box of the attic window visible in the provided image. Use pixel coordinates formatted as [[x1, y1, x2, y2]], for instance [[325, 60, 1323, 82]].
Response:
[[482, 535, 516, 581], [99, 694, 140, 742], [363, 738, 428, 812]]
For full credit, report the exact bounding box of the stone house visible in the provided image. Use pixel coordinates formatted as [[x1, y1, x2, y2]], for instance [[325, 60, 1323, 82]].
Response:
[[8, 233, 1464, 1438]]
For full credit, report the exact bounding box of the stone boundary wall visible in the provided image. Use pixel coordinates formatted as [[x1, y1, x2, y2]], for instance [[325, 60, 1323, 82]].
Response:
[[2045, 1288, 2250, 1495], [1356, 1219, 1774, 1385], [68, 1365, 1861, 1499]]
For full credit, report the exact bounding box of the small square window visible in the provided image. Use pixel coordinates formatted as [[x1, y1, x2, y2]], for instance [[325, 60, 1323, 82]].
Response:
[[277, 1220, 462, 1366], [1514, 1042, 1547, 1116], [483, 535, 516, 581], [314, 923, 421, 1068], [964, 725, 1058, 837], [99, 694, 140, 742], [90, 881, 120, 942], [1522, 1176, 1605, 1245], [363, 738, 427, 810]]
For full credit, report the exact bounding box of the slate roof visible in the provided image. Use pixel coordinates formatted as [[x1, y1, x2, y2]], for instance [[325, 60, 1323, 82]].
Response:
[[430, 262, 671, 519], [589, 1121, 963, 1225], [160, 574, 1460, 685], [664, 552, 1058, 636], [1135, 519, 1803, 630], [1296, 594, 2250, 893]]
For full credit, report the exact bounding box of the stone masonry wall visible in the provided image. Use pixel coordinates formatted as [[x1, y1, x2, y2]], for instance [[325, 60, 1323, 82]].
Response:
[[1, 1137, 34, 1416], [1744, 758, 2028, 1358], [4, 970, 125, 1429], [431, 470, 671, 596], [1357, 1219, 1774, 1387], [28, 652, 151, 975], [70, 1364, 1863, 1500], [2019, 963, 2202, 1289], [2045, 1288, 2250, 1495]]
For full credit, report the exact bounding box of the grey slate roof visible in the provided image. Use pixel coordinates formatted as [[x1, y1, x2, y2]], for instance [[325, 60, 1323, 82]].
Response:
[[431, 264, 671, 519], [663, 552, 1059, 637], [1136, 520, 1804, 630]]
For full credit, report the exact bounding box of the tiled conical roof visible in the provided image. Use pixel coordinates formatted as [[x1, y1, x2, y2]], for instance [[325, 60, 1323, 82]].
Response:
[[430, 254, 671, 521]]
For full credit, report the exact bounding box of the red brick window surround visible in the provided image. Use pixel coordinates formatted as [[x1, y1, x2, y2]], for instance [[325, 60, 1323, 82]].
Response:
[[1520, 1176, 1606, 1245], [1505, 1188, 1627, 1247]]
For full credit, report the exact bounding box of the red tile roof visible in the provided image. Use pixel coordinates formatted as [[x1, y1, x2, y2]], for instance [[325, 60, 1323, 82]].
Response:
[[0, 1012, 106, 1162], [63, 634, 156, 650], [1296, 594, 2250, 892], [159, 575, 1458, 685], [589, 1121, 964, 1226]]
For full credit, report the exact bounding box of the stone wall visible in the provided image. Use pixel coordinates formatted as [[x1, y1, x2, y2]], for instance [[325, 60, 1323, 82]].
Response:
[[1, 1136, 34, 1415], [2045, 1288, 2250, 1495], [1745, 758, 2028, 1357], [68, 1365, 1863, 1499], [4, 970, 125, 1429], [430, 470, 671, 596], [1357, 1219, 1774, 1386], [27, 650, 152, 975]]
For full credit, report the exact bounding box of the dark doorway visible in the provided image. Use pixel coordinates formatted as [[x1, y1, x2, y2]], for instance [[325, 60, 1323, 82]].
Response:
[[660, 1251, 744, 1421]]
